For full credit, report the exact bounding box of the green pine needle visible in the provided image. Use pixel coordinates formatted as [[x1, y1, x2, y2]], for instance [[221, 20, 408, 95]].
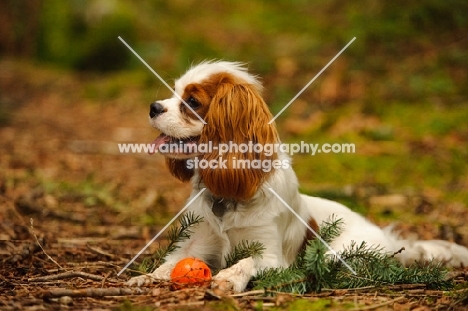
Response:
[[318, 215, 344, 244], [253, 216, 453, 293], [224, 240, 265, 268], [253, 264, 309, 294], [137, 212, 203, 273], [136, 213, 452, 293]]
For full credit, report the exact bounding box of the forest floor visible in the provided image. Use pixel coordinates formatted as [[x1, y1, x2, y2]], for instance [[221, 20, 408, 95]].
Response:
[[1, 60, 467, 310]]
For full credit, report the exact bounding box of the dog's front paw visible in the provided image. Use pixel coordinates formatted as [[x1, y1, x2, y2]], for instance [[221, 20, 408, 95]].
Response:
[[126, 264, 173, 287], [211, 271, 248, 293], [211, 274, 236, 292], [212, 273, 237, 292], [211, 259, 255, 293]]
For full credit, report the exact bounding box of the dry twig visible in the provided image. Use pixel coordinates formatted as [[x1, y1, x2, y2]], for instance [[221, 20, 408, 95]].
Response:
[[350, 296, 405, 311], [390, 247, 405, 257], [29, 271, 119, 283], [86, 244, 117, 260], [40, 287, 151, 299], [30, 218, 63, 269]]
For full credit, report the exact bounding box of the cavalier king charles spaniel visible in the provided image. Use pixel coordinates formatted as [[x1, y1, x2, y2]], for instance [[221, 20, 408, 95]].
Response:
[[127, 61, 468, 292]]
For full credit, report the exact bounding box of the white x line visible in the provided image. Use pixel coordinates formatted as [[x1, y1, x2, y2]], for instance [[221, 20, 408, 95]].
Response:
[[117, 36, 357, 277], [117, 188, 206, 276], [268, 187, 357, 275], [269, 37, 356, 124], [118, 36, 206, 124]]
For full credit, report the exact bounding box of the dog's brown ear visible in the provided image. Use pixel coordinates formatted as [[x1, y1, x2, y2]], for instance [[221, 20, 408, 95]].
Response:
[[199, 79, 279, 201], [165, 158, 194, 182]]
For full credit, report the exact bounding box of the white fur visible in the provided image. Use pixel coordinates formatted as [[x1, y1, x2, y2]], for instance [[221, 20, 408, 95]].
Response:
[[129, 62, 468, 292], [148, 96, 204, 139], [150, 61, 261, 139], [175, 61, 262, 94]]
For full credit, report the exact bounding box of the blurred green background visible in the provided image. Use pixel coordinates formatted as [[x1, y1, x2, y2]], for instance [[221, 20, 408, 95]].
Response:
[[1, 0, 467, 224], [4, 0, 467, 97]]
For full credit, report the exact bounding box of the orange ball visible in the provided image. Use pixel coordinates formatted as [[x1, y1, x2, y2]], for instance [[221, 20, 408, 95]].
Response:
[[170, 257, 212, 289]]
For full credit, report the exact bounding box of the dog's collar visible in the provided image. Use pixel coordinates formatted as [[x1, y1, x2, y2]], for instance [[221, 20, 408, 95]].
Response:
[[211, 196, 237, 218]]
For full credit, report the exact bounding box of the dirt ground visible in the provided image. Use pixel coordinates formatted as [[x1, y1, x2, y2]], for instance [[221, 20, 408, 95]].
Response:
[[1, 59, 468, 310]]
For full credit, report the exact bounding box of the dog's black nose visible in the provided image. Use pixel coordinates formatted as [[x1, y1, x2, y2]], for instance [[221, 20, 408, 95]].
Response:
[[149, 102, 165, 118]]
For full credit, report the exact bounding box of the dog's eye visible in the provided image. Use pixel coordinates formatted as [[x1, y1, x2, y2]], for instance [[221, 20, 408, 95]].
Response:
[[187, 96, 200, 109]]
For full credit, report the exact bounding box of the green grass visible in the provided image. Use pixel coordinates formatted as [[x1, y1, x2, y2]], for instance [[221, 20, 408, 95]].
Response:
[[290, 99, 468, 205]]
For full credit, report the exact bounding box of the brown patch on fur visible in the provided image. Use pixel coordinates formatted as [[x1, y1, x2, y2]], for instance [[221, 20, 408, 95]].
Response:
[[198, 72, 279, 201], [165, 75, 226, 180], [179, 73, 257, 123], [180, 84, 212, 121], [166, 158, 194, 182], [166, 72, 280, 201], [300, 217, 320, 251]]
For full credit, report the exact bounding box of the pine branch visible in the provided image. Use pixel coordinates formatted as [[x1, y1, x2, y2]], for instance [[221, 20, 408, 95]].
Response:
[[224, 240, 265, 268], [326, 241, 406, 289], [253, 216, 453, 294], [302, 237, 331, 292], [399, 261, 452, 290], [253, 264, 309, 294], [318, 215, 344, 244], [253, 217, 344, 293], [328, 242, 451, 290], [138, 212, 203, 273]]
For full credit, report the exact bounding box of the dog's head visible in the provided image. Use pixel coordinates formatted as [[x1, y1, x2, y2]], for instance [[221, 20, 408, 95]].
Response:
[[149, 61, 279, 201]]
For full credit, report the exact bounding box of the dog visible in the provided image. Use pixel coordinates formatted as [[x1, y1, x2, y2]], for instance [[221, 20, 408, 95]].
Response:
[[127, 61, 468, 292]]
